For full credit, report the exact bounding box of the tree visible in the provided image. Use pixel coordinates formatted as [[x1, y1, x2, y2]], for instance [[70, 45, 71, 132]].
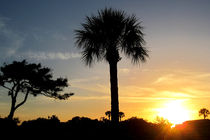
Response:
[[75, 8, 148, 124], [105, 111, 111, 120], [155, 116, 172, 128], [199, 108, 210, 119], [119, 111, 125, 121], [0, 60, 74, 119]]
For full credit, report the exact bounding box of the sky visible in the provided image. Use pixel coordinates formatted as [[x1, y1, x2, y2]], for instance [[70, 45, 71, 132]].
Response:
[[0, 0, 210, 123]]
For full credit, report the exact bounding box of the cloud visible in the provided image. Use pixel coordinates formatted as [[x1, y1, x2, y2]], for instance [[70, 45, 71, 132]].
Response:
[[119, 85, 157, 96], [153, 74, 174, 84], [71, 96, 109, 101], [72, 83, 109, 95], [70, 76, 110, 95], [17, 51, 80, 60], [152, 70, 210, 88], [158, 91, 196, 98], [195, 73, 210, 79], [0, 16, 78, 61], [181, 87, 210, 98], [71, 95, 178, 103], [52, 32, 68, 41], [71, 76, 100, 83], [0, 16, 24, 57], [119, 68, 130, 74], [119, 96, 176, 103]]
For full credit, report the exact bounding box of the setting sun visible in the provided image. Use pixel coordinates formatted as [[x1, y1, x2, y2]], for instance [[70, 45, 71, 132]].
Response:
[[157, 100, 190, 126]]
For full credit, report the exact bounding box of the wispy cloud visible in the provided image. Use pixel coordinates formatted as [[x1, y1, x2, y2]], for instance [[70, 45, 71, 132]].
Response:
[[71, 96, 109, 101], [72, 83, 109, 95], [71, 76, 100, 83], [17, 51, 80, 60], [119, 85, 157, 96], [71, 95, 179, 103], [0, 16, 24, 57], [158, 91, 196, 98], [119, 96, 178, 103], [195, 73, 210, 79], [153, 74, 174, 84], [119, 68, 130, 74], [52, 32, 68, 41]]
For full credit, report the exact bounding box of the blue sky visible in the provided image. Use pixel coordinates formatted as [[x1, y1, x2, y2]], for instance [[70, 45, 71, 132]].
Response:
[[0, 0, 210, 122]]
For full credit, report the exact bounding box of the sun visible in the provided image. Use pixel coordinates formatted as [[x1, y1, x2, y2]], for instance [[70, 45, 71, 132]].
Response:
[[157, 100, 190, 126]]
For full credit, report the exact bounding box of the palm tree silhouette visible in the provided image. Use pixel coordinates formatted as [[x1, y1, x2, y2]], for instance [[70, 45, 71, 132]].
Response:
[[119, 112, 125, 121], [75, 8, 148, 123], [105, 111, 111, 120]]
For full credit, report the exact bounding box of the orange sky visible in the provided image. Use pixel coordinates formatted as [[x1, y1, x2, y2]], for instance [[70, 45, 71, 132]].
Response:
[[1, 59, 210, 124]]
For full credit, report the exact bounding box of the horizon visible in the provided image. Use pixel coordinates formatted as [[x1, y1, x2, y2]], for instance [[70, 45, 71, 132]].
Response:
[[0, 0, 210, 125]]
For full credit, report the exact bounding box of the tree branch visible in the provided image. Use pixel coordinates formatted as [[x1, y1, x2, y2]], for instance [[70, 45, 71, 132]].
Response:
[[1, 83, 18, 99], [41, 91, 74, 100], [14, 90, 29, 110], [1, 85, 12, 91], [14, 82, 21, 99]]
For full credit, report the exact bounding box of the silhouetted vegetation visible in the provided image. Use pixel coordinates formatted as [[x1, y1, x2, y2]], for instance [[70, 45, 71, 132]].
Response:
[[155, 116, 172, 128], [0, 60, 74, 119], [105, 110, 125, 121], [105, 110, 111, 120], [0, 116, 169, 139], [1, 116, 209, 139], [75, 8, 148, 124], [119, 111, 125, 121], [199, 108, 210, 119]]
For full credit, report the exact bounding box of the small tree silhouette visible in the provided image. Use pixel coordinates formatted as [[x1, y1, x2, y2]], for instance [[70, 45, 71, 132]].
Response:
[[199, 108, 210, 119], [105, 111, 111, 120], [0, 60, 74, 119], [119, 112, 125, 121], [155, 116, 172, 127]]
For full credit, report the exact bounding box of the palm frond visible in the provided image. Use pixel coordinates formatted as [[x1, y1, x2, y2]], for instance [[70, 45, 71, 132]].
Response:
[[121, 14, 148, 64], [75, 8, 148, 65]]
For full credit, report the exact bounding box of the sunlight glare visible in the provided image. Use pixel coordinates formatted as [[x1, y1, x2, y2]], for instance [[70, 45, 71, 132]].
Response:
[[157, 100, 190, 126]]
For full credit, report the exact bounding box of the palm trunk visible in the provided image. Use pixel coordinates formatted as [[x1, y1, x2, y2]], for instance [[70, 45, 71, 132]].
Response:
[[109, 61, 119, 124]]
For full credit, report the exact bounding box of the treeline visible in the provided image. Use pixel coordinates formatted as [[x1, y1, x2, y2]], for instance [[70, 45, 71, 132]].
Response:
[[1, 116, 210, 139], [0, 116, 170, 140]]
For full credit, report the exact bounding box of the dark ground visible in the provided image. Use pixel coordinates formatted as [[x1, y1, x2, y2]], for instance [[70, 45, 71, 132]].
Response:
[[1, 116, 210, 140]]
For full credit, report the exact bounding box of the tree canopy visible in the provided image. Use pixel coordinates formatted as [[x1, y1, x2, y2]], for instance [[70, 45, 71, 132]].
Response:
[[75, 8, 148, 66], [199, 108, 210, 119], [105, 111, 111, 120], [0, 60, 74, 119]]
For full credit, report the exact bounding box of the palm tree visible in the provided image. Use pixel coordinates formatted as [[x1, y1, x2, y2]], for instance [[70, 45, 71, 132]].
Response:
[[75, 8, 148, 124], [105, 111, 111, 120], [119, 112, 125, 121], [199, 108, 210, 119]]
